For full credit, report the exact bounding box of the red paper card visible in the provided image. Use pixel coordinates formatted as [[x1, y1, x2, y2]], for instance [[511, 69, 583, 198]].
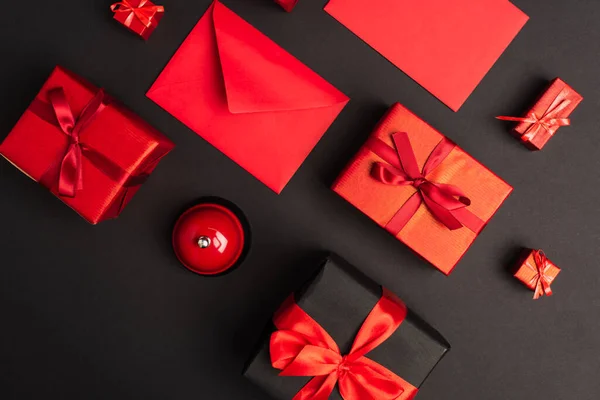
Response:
[[325, 0, 529, 111], [147, 1, 349, 193]]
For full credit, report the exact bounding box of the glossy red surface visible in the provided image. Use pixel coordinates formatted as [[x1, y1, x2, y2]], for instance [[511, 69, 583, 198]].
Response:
[[172, 203, 246, 275]]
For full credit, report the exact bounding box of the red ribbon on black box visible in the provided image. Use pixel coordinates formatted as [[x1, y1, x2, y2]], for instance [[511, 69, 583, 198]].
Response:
[[243, 255, 450, 400], [271, 290, 413, 400]]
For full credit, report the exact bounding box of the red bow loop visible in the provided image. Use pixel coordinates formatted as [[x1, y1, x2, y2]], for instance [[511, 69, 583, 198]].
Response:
[[111, 0, 164, 28], [48, 88, 106, 197], [528, 250, 554, 299], [496, 89, 572, 142], [370, 131, 472, 231], [270, 290, 411, 400], [371, 162, 412, 186]]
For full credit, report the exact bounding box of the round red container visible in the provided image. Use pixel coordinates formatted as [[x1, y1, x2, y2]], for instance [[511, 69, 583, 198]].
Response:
[[172, 199, 250, 276]]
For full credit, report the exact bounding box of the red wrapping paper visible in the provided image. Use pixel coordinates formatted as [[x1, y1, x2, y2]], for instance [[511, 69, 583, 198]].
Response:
[[333, 103, 513, 274], [514, 249, 560, 299], [111, 0, 164, 40], [0, 66, 174, 224], [498, 78, 583, 150], [275, 0, 298, 12]]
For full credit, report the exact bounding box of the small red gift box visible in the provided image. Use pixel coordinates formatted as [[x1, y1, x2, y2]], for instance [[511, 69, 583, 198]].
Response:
[[514, 249, 560, 299], [111, 0, 164, 40], [333, 103, 513, 274], [497, 78, 583, 150], [275, 0, 299, 12], [0, 66, 174, 224]]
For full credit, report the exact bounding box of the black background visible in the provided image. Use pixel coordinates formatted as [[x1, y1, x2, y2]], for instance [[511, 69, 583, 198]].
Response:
[[1, 1, 599, 399]]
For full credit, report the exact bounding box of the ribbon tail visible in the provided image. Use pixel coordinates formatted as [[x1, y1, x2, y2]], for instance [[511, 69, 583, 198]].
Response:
[[58, 143, 83, 197], [421, 195, 464, 230], [371, 162, 411, 186], [541, 281, 553, 297], [532, 250, 554, 299], [339, 361, 408, 400], [496, 116, 536, 123], [533, 280, 543, 300]]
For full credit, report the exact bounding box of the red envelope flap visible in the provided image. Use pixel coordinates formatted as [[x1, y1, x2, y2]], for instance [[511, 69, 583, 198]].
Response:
[[212, 1, 348, 114]]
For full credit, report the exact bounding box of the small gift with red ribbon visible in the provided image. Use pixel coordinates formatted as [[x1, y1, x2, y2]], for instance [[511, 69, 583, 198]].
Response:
[[514, 249, 561, 300], [275, 0, 299, 12], [244, 255, 450, 400], [332, 103, 513, 275], [111, 0, 164, 40], [496, 78, 583, 150], [0, 66, 174, 224]]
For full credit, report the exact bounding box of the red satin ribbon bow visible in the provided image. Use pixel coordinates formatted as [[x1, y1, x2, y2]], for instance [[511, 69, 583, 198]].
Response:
[[48, 87, 106, 197], [369, 132, 484, 233], [29, 87, 147, 199], [111, 0, 164, 28], [496, 89, 571, 142], [527, 250, 554, 300], [270, 289, 413, 400]]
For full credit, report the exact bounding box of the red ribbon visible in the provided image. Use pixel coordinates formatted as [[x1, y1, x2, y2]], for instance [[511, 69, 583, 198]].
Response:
[[368, 132, 484, 234], [270, 289, 414, 400], [111, 0, 164, 29], [496, 88, 571, 143], [527, 250, 555, 300], [29, 87, 148, 198]]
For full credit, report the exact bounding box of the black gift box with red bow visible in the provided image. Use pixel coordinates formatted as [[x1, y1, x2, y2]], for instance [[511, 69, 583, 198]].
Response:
[[243, 255, 450, 400]]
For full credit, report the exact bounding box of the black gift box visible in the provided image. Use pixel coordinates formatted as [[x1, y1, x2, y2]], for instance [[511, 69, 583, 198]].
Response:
[[243, 255, 450, 399]]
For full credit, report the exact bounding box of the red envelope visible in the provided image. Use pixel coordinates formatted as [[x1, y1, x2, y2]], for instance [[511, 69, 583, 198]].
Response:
[[325, 0, 528, 111], [147, 0, 349, 193]]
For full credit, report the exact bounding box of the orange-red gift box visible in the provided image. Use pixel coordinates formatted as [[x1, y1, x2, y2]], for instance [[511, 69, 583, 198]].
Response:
[[112, 0, 164, 40], [514, 249, 560, 299], [0, 66, 174, 224], [333, 103, 513, 275], [509, 78, 582, 150]]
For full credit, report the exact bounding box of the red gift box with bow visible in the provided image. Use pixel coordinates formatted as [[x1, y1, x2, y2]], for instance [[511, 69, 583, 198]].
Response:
[[497, 78, 583, 150], [0, 66, 174, 224], [514, 249, 561, 299], [332, 103, 513, 275], [244, 255, 450, 400], [111, 0, 164, 40]]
